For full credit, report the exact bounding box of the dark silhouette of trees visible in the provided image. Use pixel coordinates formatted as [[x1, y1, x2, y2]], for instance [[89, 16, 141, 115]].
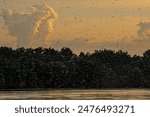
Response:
[[0, 46, 150, 90]]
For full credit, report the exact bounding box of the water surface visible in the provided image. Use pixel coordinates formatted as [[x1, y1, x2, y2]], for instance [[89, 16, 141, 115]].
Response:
[[0, 89, 150, 100]]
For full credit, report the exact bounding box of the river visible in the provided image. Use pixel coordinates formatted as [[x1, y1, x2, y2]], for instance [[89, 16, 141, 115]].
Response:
[[0, 89, 150, 100]]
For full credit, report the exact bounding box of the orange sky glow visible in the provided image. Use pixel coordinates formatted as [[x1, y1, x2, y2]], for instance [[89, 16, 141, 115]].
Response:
[[0, 0, 150, 55]]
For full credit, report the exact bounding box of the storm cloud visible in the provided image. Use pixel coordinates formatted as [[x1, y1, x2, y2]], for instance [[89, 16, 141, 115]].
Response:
[[137, 22, 150, 40], [2, 3, 58, 48]]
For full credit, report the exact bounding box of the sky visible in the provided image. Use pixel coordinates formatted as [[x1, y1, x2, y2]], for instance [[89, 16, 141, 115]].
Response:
[[0, 0, 150, 55]]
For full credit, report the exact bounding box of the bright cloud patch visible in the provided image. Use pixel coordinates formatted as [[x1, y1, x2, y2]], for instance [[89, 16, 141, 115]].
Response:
[[2, 3, 58, 48]]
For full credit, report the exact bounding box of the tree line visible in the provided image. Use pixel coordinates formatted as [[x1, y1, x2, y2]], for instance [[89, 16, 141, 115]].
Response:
[[0, 46, 150, 89]]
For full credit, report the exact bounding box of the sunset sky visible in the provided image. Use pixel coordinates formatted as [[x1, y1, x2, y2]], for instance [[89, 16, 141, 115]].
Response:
[[0, 0, 150, 55]]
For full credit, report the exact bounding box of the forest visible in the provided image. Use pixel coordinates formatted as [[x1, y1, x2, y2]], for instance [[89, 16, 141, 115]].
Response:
[[0, 46, 150, 90]]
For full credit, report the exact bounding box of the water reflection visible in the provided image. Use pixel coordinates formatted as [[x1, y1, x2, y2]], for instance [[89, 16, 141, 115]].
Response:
[[0, 89, 150, 100]]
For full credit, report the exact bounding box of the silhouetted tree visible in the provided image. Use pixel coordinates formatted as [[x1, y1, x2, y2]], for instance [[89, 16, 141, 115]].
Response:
[[0, 46, 150, 89]]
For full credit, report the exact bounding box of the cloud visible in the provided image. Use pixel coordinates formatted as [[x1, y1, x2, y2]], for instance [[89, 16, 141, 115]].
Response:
[[2, 3, 58, 48], [137, 22, 150, 40]]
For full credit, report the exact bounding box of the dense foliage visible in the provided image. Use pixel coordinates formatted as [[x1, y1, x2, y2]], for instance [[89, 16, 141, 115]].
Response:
[[0, 47, 150, 89]]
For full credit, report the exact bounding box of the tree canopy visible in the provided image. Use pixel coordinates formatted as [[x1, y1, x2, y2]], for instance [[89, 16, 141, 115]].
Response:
[[0, 47, 150, 90]]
